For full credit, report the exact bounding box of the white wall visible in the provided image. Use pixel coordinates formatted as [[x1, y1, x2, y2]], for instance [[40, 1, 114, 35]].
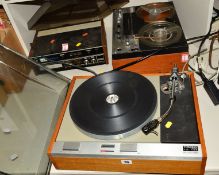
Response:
[[173, 0, 214, 38]]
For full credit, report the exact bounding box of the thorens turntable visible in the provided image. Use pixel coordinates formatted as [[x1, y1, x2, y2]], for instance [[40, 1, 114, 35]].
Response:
[[112, 2, 189, 74], [48, 70, 206, 174]]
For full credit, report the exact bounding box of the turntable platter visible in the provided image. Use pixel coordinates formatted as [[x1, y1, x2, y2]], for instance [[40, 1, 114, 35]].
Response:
[[69, 71, 157, 139]]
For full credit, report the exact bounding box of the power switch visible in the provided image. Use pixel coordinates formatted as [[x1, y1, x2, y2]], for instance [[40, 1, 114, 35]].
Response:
[[120, 143, 137, 152]]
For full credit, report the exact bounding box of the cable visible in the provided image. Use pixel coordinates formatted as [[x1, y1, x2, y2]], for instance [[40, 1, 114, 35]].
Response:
[[186, 17, 219, 85], [0, 170, 10, 175], [197, 17, 216, 58], [186, 43, 219, 86], [180, 49, 211, 86], [217, 62, 219, 84], [187, 57, 218, 86], [186, 16, 219, 46], [113, 49, 162, 71], [182, 49, 208, 75], [62, 63, 98, 76], [188, 38, 204, 45], [43, 61, 98, 76], [213, 7, 219, 17], [195, 16, 219, 70], [187, 31, 219, 44], [195, 72, 217, 86], [208, 33, 219, 70], [187, 35, 206, 42], [182, 49, 207, 74], [188, 33, 217, 45]]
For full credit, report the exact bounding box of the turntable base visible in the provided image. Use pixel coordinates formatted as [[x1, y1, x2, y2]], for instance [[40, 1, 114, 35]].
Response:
[[48, 72, 206, 175], [51, 157, 203, 174]]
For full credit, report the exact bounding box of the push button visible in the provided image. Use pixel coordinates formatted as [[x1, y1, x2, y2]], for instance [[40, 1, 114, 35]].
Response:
[[63, 142, 80, 151], [120, 143, 137, 152]]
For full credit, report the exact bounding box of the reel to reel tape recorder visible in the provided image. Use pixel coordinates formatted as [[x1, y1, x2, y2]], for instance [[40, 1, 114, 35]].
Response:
[[112, 2, 189, 74]]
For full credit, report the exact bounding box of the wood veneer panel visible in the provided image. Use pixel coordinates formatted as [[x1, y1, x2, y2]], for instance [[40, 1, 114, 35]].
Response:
[[190, 74, 207, 175], [50, 156, 203, 175], [112, 53, 188, 74]]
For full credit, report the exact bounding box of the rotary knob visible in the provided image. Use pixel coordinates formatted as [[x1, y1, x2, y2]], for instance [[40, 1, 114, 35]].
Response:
[[84, 59, 89, 65]]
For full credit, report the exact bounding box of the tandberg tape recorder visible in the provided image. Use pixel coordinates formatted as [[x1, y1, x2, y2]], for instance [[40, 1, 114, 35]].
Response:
[[29, 0, 129, 71], [112, 2, 189, 74]]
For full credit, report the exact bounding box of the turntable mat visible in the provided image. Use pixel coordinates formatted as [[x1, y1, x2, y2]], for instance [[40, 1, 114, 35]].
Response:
[[69, 71, 157, 137], [160, 76, 199, 143]]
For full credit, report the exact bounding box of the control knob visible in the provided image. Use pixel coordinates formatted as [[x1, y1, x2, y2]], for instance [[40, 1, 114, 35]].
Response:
[[84, 59, 89, 65]]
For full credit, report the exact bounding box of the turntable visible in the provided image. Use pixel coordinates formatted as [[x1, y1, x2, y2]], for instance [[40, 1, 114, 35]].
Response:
[[48, 70, 206, 174], [112, 2, 189, 74]]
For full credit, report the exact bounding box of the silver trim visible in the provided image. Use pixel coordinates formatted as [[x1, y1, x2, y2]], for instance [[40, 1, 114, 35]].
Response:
[[33, 46, 103, 58], [52, 141, 202, 161]]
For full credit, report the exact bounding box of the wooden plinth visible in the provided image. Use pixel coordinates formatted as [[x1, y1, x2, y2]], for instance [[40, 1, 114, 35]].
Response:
[[50, 156, 204, 175], [112, 52, 188, 74], [48, 73, 206, 175]]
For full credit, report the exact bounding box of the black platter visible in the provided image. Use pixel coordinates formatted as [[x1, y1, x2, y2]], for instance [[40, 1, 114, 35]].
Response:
[[69, 71, 157, 139]]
